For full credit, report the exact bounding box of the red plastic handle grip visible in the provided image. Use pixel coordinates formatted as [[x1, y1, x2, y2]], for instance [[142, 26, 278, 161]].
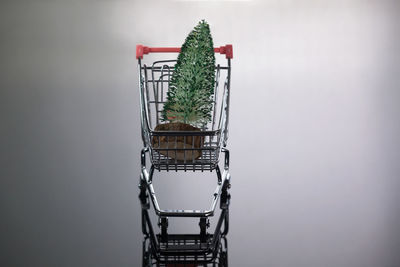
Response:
[[136, 44, 233, 59]]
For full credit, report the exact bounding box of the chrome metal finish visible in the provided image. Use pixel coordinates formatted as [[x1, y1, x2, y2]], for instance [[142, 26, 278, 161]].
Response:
[[138, 57, 231, 171], [138, 49, 232, 266], [141, 149, 229, 218]]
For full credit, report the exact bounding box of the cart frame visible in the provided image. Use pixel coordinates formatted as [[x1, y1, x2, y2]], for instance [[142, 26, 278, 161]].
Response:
[[137, 44, 233, 266]]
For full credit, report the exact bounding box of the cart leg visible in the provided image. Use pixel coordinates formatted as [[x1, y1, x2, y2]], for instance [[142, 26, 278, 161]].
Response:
[[159, 217, 168, 243], [199, 217, 210, 243], [219, 236, 228, 267], [142, 238, 152, 267], [139, 176, 150, 236], [220, 174, 231, 236]]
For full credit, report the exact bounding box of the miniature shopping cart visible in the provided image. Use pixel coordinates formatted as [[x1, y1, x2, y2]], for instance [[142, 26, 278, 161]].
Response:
[[137, 44, 233, 266]]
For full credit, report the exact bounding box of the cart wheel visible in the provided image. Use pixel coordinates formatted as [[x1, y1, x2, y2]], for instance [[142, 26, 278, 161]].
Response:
[[142, 240, 152, 267], [142, 251, 152, 267], [219, 251, 228, 267]]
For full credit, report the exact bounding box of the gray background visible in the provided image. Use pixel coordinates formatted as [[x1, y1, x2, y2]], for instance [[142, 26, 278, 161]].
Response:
[[1, 0, 399, 266]]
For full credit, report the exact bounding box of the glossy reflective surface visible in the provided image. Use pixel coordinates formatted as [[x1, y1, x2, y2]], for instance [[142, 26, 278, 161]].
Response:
[[1, 1, 400, 267]]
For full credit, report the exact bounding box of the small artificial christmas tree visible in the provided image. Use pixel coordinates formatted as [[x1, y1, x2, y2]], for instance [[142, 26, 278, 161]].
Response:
[[161, 20, 216, 128], [153, 20, 216, 160]]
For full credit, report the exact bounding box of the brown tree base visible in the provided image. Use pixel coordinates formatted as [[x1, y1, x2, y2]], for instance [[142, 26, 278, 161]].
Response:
[[152, 122, 203, 160]]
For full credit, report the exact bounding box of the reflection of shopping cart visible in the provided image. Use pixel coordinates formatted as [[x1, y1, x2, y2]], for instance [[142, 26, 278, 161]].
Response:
[[137, 44, 232, 266]]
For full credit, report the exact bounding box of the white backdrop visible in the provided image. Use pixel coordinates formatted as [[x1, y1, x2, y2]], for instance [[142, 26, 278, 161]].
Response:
[[1, 0, 399, 266]]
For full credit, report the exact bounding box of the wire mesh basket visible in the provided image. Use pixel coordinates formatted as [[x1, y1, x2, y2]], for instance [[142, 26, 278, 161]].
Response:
[[137, 45, 232, 171]]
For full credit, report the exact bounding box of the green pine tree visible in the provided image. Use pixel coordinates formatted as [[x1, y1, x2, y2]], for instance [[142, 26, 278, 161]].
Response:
[[161, 20, 216, 128]]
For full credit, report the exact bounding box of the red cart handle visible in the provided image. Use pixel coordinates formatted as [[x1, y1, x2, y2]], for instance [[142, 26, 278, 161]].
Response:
[[136, 44, 233, 59]]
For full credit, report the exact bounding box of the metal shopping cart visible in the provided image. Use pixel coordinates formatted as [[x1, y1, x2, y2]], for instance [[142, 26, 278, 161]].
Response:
[[137, 44, 233, 266]]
